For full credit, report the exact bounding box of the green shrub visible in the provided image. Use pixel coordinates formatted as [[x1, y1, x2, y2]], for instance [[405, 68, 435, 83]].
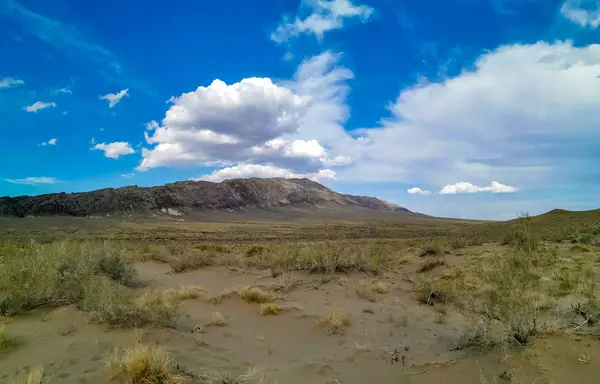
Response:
[[0, 241, 136, 316], [80, 277, 140, 327], [0, 324, 18, 351], [297, 242, 347, 274], [96, 249, 136, 286], [245, 244, 266, 258], [169, 249, 214, 273], [450, 237, 468, 249], [80, 277, 181, 328], [510, 213, 539, 252]]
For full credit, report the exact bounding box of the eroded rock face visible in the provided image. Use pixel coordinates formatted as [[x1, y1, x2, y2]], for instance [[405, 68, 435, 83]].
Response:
[[0, 178, 412, 218]]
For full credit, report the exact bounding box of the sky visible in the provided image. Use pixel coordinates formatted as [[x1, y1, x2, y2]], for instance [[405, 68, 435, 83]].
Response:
[[1, 0, 600, 220]]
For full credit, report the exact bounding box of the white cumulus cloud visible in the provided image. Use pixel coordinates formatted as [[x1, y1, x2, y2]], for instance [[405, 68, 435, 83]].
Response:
[[40, 138, 57, 146], [137, 51, 355, 182], [329, 41, 600, 188], [561, 0, 600, 28], [438, 181, 517, 195], [0, 77, 24, 88], [271, 0, 374, 43], [194, 163, 336, 183], [92, 142, 135, 159], [138, 77, 314, 171], [23, 101, 56, 113], [138, 69, 355, 177], [99, 89, 129, 108], [4, 177, 59, 185], [407, 187, 432, 195]]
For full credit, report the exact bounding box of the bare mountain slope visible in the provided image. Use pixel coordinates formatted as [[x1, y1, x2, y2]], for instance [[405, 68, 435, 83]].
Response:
[[0, 178, 413, 218]]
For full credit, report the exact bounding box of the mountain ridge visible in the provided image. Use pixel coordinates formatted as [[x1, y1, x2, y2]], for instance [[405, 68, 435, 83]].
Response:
[[0, 178, 413, 218]]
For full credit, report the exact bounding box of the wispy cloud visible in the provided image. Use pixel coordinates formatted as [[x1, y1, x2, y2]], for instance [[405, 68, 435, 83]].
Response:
[[23, 101, 56, 113], [561, 0, 600, 28], [99, 89, 129, 108], [4, 176, 59, 185], [52, 86, 72, 94], [40, 138, 57, 146], [0, 77, 24, 88], [2, 0, 120, 70], [1, 0, 154, 94], [271, 0, 374, 43]]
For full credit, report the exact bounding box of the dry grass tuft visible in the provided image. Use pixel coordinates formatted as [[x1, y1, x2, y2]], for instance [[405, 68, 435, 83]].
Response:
[[209, 288, 237, 305], [419, 243, 444, 257], [276, 271, 299, 293], [259, 303, 280, 316], [416, 278, 452, 306], [164, 285, 206, 300], [105, 343, 186, 384], [374, 281, 390, 294], [418, 258, 445, 273], [10, 365, 47, 384], [239, 286, 275, 304], [318, 310, 350, 334], [354, 282, 377, 302], [452, 318, 497, 351], [208, 312, 227, 326]]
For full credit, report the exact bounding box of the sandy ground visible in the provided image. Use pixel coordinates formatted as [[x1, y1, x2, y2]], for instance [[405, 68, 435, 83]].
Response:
[[2, 252, 600, 383]]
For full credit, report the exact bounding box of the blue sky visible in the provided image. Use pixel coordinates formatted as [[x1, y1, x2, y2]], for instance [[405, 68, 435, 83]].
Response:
[[1, 0, 600, 219]]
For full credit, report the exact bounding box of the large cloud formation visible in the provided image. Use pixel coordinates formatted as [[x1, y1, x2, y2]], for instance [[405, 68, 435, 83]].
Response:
[[138, 76, 348, 180], [139, 41, 600, 192], [333, 41, 600, 189]]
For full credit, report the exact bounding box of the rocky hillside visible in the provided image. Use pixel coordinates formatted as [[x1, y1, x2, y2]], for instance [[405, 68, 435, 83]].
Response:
[[0, 178, 413, 218]]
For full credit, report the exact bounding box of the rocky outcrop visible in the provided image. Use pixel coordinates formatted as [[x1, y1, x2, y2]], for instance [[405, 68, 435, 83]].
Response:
[[0, 178, 412, 218]]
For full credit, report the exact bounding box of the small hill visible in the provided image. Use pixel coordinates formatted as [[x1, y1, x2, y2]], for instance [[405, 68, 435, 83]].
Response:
[[0, 178, 414, 219], [467, 208, 600, 242]]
